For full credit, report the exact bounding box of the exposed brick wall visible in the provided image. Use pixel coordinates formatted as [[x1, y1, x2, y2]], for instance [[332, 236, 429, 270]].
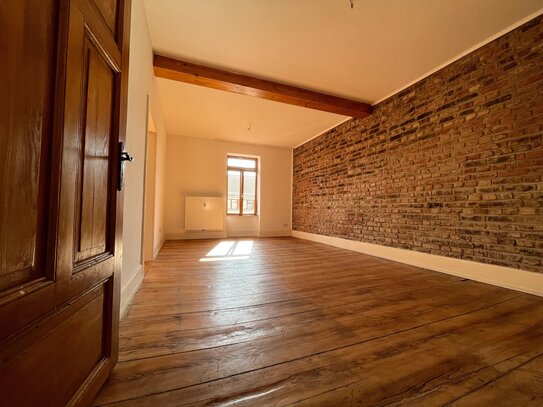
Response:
[[293, 16, 543, 273]]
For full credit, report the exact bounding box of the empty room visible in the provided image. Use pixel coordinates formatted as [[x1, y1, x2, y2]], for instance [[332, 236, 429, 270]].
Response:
[[1, 0, 543, 406]]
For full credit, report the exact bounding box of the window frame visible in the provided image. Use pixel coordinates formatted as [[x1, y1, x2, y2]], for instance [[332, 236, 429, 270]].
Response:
[[226, 155, 258, 216]]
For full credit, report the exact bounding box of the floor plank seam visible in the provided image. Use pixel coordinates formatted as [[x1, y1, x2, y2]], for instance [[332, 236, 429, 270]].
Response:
[[123, 278, 472, 321], [95, 238, 543, 406], [442, 351, 543, 406], [103, 295, 523, 405], [121, 280, 474, 337]]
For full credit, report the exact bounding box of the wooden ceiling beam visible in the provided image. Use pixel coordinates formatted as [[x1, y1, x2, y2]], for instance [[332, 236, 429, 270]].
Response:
[[153, 54, 372, 119]]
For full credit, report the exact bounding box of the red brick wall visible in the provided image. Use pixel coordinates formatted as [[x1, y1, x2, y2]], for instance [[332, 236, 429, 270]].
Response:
[[293, 16, 543, 273]]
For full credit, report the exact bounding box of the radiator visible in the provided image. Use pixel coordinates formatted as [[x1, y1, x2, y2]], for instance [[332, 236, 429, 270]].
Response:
[[184, 196, 225, 231]]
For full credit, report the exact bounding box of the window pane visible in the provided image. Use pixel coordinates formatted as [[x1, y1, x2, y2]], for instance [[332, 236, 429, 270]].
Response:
[[227, 157, 256, 169], [227, 170, 241, 214], [242, 171, 256, 215]]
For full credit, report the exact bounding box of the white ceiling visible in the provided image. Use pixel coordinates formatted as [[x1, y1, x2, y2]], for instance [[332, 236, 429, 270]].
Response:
[[144, 0, 543, 148], [156, 78, 346, 147]]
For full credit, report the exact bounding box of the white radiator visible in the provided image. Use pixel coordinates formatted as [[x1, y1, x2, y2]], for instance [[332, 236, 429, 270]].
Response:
[[184, 196, 225, 231]]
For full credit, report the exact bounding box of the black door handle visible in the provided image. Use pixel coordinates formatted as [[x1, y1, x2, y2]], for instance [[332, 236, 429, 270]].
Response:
[[121, 151, 134, 163], [118, 141, 133, 191]]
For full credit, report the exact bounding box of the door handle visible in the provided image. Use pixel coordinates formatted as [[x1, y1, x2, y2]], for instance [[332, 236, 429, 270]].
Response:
[[118, 141, 134, 191], [121, 151, 134, 163]]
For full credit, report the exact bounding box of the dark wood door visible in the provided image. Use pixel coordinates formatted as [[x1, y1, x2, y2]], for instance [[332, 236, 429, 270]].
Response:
[[0, 0, 130, 405]]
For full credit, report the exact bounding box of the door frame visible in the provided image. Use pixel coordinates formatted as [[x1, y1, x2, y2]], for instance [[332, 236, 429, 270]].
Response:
[[141, 96, 158, 266]]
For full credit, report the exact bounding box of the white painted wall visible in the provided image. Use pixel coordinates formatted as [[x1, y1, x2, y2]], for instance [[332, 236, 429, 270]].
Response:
[[164, 135, 292, 240], [120, 0, 167, 316]]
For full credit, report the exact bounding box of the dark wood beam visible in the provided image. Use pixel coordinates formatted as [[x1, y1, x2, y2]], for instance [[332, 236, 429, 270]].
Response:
[[153, 54, 372, 119]]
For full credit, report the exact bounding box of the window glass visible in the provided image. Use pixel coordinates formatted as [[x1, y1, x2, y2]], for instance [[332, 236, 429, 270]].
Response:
[[227, 156, 258, 215], [227, 170, 241, 214], [227, 157, 256, 169], [242, 171, 256, 215]]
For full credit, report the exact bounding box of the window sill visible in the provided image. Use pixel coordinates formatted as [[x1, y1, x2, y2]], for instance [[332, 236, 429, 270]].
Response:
[[226, 214, 259, 217]]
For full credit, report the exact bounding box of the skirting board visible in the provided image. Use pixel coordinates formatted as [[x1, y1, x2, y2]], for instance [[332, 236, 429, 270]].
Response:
[[292, 230, 543, 297], [120, 264, 144, 319], [259, 230, 292, 238], [165, 231, 227, 240], [166, 230, 292, 239], [227, 229, 259, 238]]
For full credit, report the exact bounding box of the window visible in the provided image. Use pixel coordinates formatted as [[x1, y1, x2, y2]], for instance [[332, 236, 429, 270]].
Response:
[[227, 156, 257, 215]]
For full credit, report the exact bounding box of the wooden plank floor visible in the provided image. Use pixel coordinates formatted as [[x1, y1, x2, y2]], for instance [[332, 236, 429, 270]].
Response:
[[94, 237, 543, 406]]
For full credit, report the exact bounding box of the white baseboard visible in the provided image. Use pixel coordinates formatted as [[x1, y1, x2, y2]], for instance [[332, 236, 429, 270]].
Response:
[[165, 230, 227, 240], [292, 230, 543, 297], [259, 229, 292, 237], [120, 265, 144, 319], [166, 229, 293, 239], [227, 229, 259, 238]]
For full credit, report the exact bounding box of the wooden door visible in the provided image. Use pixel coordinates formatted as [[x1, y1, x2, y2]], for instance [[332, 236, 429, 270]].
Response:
[[0, 0, 131, 405]]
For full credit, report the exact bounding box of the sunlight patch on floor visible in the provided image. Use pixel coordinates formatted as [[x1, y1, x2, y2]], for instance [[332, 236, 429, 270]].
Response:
[[200, 240, 254, 262]]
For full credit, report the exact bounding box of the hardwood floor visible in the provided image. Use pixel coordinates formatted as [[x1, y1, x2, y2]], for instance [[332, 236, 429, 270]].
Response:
[[94, 237, 543, 406]]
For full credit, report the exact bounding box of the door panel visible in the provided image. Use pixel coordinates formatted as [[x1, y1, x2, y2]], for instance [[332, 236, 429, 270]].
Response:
[[56, 0, 121, 304], [74, 38, 115, 265], [0, 0, 131, 405], [0, 0, 56, 292], [0, 0, 57, 343], [0, 285, 105, 407], [0, 283, 54, 342]]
